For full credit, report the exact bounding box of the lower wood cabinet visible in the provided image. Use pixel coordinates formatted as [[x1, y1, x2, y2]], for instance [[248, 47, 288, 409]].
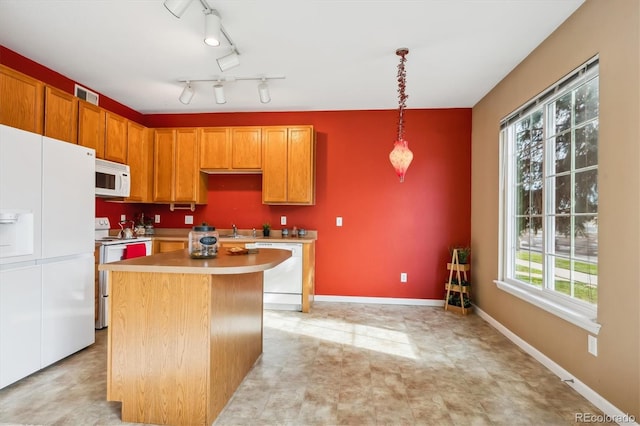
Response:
[[153, 239, 188, 254]]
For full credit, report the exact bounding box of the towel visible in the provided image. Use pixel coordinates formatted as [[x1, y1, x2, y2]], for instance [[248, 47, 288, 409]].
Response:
[[123, 243, 147, 259]]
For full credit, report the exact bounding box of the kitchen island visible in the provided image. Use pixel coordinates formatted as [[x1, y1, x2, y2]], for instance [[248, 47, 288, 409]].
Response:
[[99, 248, 291, 426]]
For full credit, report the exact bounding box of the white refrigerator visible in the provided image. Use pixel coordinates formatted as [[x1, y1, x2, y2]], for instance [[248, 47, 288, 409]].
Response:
[[0, 125, 95, 388]]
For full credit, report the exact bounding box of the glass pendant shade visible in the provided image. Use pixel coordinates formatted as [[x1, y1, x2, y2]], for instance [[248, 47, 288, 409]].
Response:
[[389, 48, 412, 182], [389, 139, 413, 183]]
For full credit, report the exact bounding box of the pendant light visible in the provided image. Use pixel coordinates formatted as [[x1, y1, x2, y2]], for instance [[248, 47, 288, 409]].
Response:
[[389, 48, 413, 183]]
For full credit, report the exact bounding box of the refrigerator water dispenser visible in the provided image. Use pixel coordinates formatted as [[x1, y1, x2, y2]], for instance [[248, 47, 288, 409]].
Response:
[[0, 209, 34, 259]]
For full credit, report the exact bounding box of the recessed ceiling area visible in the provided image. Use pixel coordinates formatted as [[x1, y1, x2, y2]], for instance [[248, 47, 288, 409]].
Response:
[[0, 0, 585, 114]]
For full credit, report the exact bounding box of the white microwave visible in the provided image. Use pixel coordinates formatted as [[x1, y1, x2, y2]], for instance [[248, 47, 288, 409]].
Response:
[[95, 158, 130, 198]]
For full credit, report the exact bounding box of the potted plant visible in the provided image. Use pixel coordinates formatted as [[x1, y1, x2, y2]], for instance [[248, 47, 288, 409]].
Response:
[[450, 246, 471, 264], [262, 223, 271, 237]]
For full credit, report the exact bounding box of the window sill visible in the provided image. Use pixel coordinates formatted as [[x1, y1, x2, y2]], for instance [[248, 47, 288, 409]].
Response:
[[494, 280, 601, 335]]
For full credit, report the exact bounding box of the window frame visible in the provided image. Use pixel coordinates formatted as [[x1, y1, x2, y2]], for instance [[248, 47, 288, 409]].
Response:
[[495, 57, 601, 335]]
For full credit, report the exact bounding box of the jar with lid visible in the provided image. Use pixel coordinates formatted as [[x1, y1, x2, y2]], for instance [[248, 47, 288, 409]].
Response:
[[189, 224, 219, 259]]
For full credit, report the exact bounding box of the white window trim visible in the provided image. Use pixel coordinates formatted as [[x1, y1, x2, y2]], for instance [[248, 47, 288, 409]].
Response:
[[495, 56, 601, 336], [494, 279, 601, 335]]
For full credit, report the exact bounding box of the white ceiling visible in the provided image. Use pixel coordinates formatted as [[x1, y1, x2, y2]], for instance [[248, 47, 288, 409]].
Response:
[[0, 0, 584, 115]]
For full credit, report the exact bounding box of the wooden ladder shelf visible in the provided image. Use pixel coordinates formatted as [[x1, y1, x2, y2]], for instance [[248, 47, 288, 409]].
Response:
[[444, 248, 472, 315]]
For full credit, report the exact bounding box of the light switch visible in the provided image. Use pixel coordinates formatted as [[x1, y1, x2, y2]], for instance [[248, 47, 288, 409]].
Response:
[[155, 214, 161, 223], [281, 216, 287, 225], [336, 217, 343, 227], [120, 214, 127, 222], [185, 215, 193, 225]]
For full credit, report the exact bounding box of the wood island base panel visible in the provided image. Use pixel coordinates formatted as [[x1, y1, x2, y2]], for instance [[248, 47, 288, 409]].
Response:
[[101, 249, 291, 426]]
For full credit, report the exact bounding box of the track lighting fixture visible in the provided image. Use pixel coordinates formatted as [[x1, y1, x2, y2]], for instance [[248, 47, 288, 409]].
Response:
[[258, 79, 270, 104], [164, 0, 194, 18], [204, 10, 221, 46], [163, 0, 241, 65], [213, 82, 226, 104], [179, 81, 195, 104], [216, 50, 241, 72], [176, 76, 284, 105]]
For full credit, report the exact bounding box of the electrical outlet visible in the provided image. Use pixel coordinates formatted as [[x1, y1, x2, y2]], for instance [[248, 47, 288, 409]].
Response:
[[155, 214, 160, 223], [588, 335, 598, 356], [185, 215, 193, 225], [336, 216, 343, 227], [281, 216, 287, 225], [400, 272, 408, 283], [120, 214, 126, 222]]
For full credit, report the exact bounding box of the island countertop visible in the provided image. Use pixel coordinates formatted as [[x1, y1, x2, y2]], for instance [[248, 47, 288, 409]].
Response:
[[104, 246, 291, 425], [98, 247, 291, 275]]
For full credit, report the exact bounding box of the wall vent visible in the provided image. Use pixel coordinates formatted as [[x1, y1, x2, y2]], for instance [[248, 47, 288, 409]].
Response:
[[74, 84, 99, 105]]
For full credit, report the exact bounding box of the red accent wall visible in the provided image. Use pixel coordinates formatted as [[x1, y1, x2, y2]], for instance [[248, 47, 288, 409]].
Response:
[[5, 45, 471, 300], [132, 109, 471, 300]]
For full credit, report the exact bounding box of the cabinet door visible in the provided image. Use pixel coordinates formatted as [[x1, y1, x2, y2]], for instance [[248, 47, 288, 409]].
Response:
[[231, 127, 262, 169], [104, 112, 128, 163], [41, 256, 95, 368], [199, 127, 230, 169], [174, 128, 199, 202], [153, 129, 175, 202], [44, 86, 78, 143], [153, 240, 187, 254], [77, 101, 105, 158], [0, 65, 44, 134], [262, 127, 288, 203], [0, 265, 42, 389], [287, 126, 315, 204], [126, 121, 152, 202]]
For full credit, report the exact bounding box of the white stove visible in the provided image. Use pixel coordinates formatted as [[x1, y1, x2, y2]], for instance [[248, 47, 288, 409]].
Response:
[[95, 217, 152, 245], [94, 217, 152, 329]]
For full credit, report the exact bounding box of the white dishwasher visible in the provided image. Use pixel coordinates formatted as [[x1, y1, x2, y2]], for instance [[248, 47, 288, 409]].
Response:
[[250, 242, 303, 311]]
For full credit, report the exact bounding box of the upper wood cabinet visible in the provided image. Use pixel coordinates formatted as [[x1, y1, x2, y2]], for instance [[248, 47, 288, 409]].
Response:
[[199, 127, 262, 172], [0, 65, 44, 134], [77, 100, 106, 158], [104, 112, 128, 164], [126, 121, 153, 203], [44, 85, 78, 143], [153, 128, 207, 204], [152, 129, 174, 203], [199, 127, 229, 169], [262, 126, 315, 205]]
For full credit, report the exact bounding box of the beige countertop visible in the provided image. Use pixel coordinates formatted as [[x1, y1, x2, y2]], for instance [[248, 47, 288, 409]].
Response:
[[99, 247, 291, 275], [141, 228, 317, 244]]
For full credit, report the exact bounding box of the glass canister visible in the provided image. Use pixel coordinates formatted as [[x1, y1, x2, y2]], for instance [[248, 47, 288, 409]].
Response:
[[189, 224, 219, 259]]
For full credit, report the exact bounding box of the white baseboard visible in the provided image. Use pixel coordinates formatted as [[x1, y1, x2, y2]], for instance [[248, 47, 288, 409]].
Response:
[[474, 305, 638, 425], [313, 295, 444, 307]]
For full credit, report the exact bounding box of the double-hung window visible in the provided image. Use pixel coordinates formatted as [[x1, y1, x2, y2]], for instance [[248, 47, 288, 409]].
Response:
[[497, 57, 600, 334]]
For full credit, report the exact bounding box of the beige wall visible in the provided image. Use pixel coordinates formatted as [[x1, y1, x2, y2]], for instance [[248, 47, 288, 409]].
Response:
[[472, 0, 639, 418]]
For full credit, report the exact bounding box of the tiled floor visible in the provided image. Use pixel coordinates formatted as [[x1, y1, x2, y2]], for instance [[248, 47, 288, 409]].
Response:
[[0, 302, 606, 425]]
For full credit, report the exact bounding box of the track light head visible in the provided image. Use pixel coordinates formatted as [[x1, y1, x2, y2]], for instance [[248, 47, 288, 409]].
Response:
[[179, 82, 195, 104], [204, 10, 221, 46], [217, 50, 241, 72], [213, 83, 226, 104], [164, 0, 194, 18], [258, 79, 270, 103]]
